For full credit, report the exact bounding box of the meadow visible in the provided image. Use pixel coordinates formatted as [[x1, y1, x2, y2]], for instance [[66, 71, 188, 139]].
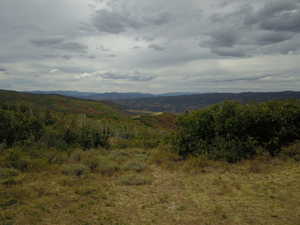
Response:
[[1, 147, 300, 225]]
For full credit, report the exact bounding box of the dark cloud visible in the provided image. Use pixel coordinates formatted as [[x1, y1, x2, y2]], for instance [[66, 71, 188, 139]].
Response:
[[62, 55, 72, 60], [99, 72, 155, 81], [208, 28, 240, 47], [31, 37, 65, 47], [211, 46, 247, 57], [260, 1, 298, 16], [31, 36, 88, 53], [92, 8, 170, 34], [255, 31, 294, 45], [260, 12, 300, 32], [92, 9, 131, 34], [202, 0, 300, 57], [53, 42, 88, 53], [148, 44, 165, 51], [244, 1, 300, 32], [0, 68, 7, 72]]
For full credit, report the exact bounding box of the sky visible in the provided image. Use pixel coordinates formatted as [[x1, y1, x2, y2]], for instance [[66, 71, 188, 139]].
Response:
[[1, 0, 300, 93]]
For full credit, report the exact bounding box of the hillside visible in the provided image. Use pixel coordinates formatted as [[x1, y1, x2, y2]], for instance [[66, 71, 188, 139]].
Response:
[[0, 90, 127, 121], [115, 91, 300, 113], [2, 90, 179, 131]]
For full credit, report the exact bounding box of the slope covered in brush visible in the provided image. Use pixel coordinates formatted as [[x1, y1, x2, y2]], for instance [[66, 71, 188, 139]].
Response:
[[0, 90, 127, 121]]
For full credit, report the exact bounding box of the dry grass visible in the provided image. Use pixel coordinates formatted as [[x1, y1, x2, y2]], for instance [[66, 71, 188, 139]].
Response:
[[1, 148, 300, 225]]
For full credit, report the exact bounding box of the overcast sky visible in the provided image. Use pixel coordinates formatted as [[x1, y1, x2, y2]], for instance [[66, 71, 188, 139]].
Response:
[[1, 0, 300, 93]]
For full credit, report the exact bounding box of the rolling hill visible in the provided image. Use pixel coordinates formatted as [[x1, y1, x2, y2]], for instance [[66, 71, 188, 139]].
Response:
[[0, 89, 126, 121], [0, 89, 177, 131]]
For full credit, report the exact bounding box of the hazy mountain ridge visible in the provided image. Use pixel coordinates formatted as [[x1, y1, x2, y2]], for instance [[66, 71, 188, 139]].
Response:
[[27, 90, 300, 113], [115, 91, 300, 113], [28, 91, 197, 100]]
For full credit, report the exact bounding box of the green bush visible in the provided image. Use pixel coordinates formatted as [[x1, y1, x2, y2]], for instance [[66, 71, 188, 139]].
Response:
[[175, 100, 300, 161]]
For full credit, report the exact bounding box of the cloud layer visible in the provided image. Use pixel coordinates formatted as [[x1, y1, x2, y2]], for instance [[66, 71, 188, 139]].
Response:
[[0, 0, 300, 93]]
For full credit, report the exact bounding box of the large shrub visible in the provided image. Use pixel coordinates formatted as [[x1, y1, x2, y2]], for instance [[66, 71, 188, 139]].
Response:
[[175, 100, 300, 162]]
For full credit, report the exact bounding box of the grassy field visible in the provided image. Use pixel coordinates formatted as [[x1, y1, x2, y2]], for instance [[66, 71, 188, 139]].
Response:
[[1, 148, 300, 225]]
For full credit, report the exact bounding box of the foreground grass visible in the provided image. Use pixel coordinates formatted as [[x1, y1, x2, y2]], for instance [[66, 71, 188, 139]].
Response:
[[1, 148, 300, 225]]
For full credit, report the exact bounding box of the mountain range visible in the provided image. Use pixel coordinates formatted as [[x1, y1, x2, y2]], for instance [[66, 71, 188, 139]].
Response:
[[29, 91, 196, 101], [28, 90, 300, 113]]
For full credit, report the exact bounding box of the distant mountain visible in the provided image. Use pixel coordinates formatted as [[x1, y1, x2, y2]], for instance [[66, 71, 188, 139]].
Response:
[[29, 90, 155, 100], [114, 91, 300, 113], [29, 90, 96, 98], [159, 92, 198, 97], [28, 90, 300, 113], [28, 91, 197, 100]]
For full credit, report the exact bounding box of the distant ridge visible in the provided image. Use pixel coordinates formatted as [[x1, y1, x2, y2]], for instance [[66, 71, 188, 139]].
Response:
[[28, 90, 197, 100], [114, 91, 300, 113], [26, 90, 300, 113]]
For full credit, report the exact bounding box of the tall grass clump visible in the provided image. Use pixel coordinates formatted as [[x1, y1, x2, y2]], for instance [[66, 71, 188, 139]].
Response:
[[174, 100, 300, 162]]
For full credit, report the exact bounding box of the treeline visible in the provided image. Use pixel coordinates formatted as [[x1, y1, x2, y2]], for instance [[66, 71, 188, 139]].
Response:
[[174, 100, 300, 162]]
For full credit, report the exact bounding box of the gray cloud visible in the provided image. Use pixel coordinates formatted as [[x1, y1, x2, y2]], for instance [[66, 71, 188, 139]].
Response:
[[260, 12, 300, 32], [57, 66, 96, 74], [211, 46, 247, 57], [97, 45, 110, 51], [208, 28, 240, 47], [99, 72, 155, 82], [31, 37, 65, 47], [0, 68, 7, 72], [54, 42, 88, 53], [255, 31, 294, 45], [92, 9, 131, 34], [92, 8, 171, 34], [1, 0, 300, 93], [32, 38, 89, 53], [244, 1, 300, 32], [148, 44, 165, 51]]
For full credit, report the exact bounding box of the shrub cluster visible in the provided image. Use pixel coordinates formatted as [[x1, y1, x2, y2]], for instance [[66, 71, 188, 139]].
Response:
[[175, 100, 300, 162], [0, 104, 110, 150]]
